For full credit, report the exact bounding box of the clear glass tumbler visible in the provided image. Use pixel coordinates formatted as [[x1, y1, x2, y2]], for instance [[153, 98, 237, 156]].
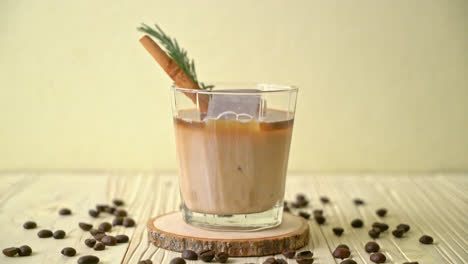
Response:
[[171, 83, 298, 231]]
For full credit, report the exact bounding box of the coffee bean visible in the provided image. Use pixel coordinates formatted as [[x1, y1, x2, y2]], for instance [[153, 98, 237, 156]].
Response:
[[314, 215, 326, 225], [365, 242, 380, 253], [403, 262, 419, 264], [77, 255, 100, 264], [353, 198, 365, 205], [397, 224, 410, 233], [170, 257, 186, 264], [93, 242, 105, 251], [392, 229, 404, 238], [116, 234, 129, 243], [37, 229, 53, 238], [123, 218, 136, 227], [341, 260, 357, 264], [282, 249, 296, 258], [105, 207, 116, 214], [23, 221, 37, 229], [18, 245, 32, 256], [370, 253, 386, 263], [332, 227, 344, 236], [296, 257, 314, 264], [182, 249, 198, 260], [372, 222, 389, 232], [98, 222, 112, 232], [299, 211, 311, 219], [3, 247, 19, 257], [313, 209, 323, 216], [89, 229, 103, 236], [113, 217, 124, 226], [333, 248, 350, 259], [59, 208, 72, 215], [113, 199, 124, 206], [89, 209, 100, 218], [199, 250, 215, 262], [53, 230, 66, 239], [264, 257, 277, 264], [336, 244, 349, 250], [61, 247, 76, 257], [351, 219, 363, 228], [276, 259, 288, 264], [114, 209, 127, 217], [297, 250, 313, 258], [94, 233, 106, 241], [215, 252, 229, 263], [79, 222, 93, 231], [85, 238, 96, 248], [368, 229, 380, 239], [376, 208, 387, 217], [419, 235, 434, 244], [320, 196, 330, 204], [101, 235, 117, 246], [139, 260, 153, 264], [96, 204, 108, 212], [296, 194, 306, 201]]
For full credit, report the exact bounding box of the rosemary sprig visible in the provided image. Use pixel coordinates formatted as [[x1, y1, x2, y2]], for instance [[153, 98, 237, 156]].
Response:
[[137, 23, 213, 90]]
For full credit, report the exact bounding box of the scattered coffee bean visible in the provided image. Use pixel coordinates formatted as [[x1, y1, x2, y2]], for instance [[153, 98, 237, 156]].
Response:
[[37, 229, 53, 238], [397, 224, 410, 233], [264, 257, 278, 264], [351, 219, 363, 228], [139, 260, 153, 264], [297, 250, 313, 258], [113, 199, 125, 206], [53, 230, 66, 239], [353, 198, 365, 205], [299, 211, 311, 219], [59, 208, 72, 215], [98, 222, 112, 232], [336, 244, 349, 250], [320, 196, 330, 204], [79, 222, 93, 231], [315, 215, 326, 225], [372, 222, 389, 232], [18, 245, 32, 256], [276, 259, 288, 264], [199, 250, 215, 262], [90, 229, 103, 236], [93, 242, 105, 251], [85, 238, 97, 248], [403, 262, 419, 264], [114, 209, 127, 217], [61, 247, 76, 257], [215, 252, 229, 263], [282, 249, 296, 258], [77, 255, 100, 264], [376, 208, 387, 217], [419, 235, 434, 244], [392, 229, 404, 238], [296, 257, 313, 264], [370, 253, 386, 263], [116, 234, 129, 243], [94, 233, 106, 241], [104, 206, 116, 214], [23, 221, 37, 229], [170, 257, 186, 264], [123, 218, 136, 227], [365, 242, 380, 253], [89, 209, 100, 218], [3, 247, 19, 257], [332, 227, 344, 236], [368, 229, 380, 239], [101, 235, 117, 246], [96, 204, 108, 212], [182, 249, 198, 260], [296, 194, 306, 201], [341, 260, 357, 264], [313, 209, 323, 216], [333, 248, 350, 259], [113, 217, 124, 226]]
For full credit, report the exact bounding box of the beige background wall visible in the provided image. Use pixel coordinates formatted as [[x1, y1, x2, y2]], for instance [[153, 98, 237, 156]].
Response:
[[1, 0, 467, 172]]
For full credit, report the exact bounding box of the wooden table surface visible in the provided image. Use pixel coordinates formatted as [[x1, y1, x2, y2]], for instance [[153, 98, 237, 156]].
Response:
[[0, 172, 467, 264]]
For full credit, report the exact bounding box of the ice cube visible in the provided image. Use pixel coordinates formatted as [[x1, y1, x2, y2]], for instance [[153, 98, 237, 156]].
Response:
[[206, 89, 264, 120]]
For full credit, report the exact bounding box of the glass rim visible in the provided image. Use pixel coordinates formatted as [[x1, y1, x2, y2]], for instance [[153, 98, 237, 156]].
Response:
[[171, 82, 298, 95]]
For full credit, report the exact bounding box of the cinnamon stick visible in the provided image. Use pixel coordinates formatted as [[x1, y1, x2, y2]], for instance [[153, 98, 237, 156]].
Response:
[[139, 35, 209, 112]]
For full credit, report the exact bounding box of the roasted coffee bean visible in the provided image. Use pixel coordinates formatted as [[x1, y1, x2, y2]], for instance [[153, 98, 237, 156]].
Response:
[[314, 215, 326, 225], [89, 209, 100, 218], [392, 229, 404, 238], [264, 257, 277, 264], [182, 249, 198, 260], [104, 207, 116, 214], [61, 247, 76, 257], [299, 211, 311, 219], [123, 218, 136, 227], [139, 260, 153, 264], [85, 238, 96, 248], [276, 259, 288, 264], [296, 194, 306, 201], [403, 262, 419, 264], [170, 257, 186, 264], [353, 198, 365, 205], [351, 219, 363, 228], [376, 208, 387, 217], [419, 235, 434, 244], [37, 229, 53, 238], [372, 222, 389, 232], [96, 204, 108, 212], [370, 253, 386, 263], [320, 196, 330, 204], [114, 209, 127, 217], [77, 255, 100, 264], [296, 257, 313, 264], [215, 252, 229, 263], [365, 242, 380, 253], [368, 229, 380, 239], [282, 249, 296, 258], [53, 230, 66, 239], [79, 222, 93, 231], [113, 217, 124, 226], [313, 209, 323, 216], [18, 245, 32, 256], [23, 221, 37, 229], [291, 199, 308, 208], [397, 224, 410, 233], [3, 247, 19, 257], [332, 227, 344, 236], [98, 222, 112, 232], [89, 229, 103, 236], [340, 260, 357, 264], [113, 199, 124, 206], [94, 233, 106, 241], [93, 242, 105, 251], [199, 250, 215, 262], [333, 248, 350, 259], [336, 244, 349, 250], [116, 234, 129, 243], [59, 208, 72, 215], [297, 250, 313, 258], [101, 235, 117, 246]]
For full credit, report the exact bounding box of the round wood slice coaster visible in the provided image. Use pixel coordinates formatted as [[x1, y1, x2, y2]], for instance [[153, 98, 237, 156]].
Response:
[[147, 211, 309, 257]]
